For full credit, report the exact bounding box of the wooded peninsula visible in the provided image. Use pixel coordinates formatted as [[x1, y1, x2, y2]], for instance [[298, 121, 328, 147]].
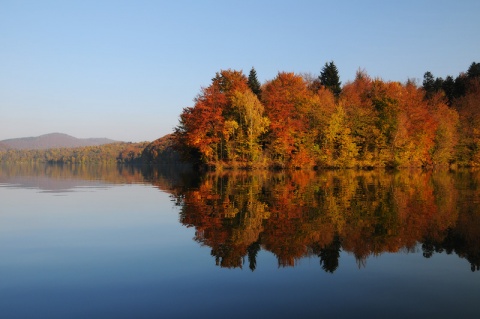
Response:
[[2, 62, 479, 169]]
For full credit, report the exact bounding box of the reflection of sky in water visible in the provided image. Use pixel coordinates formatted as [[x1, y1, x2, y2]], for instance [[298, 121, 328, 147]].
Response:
[[0, 176, 113, 193], [1, 169, 479, 318]]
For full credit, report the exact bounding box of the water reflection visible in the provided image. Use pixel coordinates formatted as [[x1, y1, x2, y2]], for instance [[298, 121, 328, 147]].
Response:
[[158, 169, 480, 273], [2, 163, 479, 272], [0, 163, 146, 192]]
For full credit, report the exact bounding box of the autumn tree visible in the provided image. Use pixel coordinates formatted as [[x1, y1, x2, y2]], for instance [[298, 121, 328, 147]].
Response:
[[175, 70, 249, 165], [341, 73, 445, 168], [174, 69, 271, 168], [228, 90, 270, 164], [340, 70, 383, 167], [324, 104, 358, 167], [306, 86, 337, 166], [175, 84, 227, 164], [427, 93, 459, 166], [454, 79, 480, 165], [262, 72, 318, 168], [397, 82, 438, 166]]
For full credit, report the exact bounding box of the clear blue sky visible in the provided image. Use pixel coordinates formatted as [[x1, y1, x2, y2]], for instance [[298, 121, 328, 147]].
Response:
[[1, 0, 479, 142]]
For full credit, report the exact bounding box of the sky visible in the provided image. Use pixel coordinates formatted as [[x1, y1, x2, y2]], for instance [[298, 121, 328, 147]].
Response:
[[1, 0, 479, 142]]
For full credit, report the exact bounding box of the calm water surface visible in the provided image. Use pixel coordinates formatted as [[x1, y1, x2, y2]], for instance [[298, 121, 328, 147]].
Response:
[[1, 164, 479, 318]]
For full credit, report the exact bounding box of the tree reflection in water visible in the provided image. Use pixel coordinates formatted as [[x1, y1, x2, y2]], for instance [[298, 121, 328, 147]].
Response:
[[4, 163, 478, 272], [154, 168, 480, 273]]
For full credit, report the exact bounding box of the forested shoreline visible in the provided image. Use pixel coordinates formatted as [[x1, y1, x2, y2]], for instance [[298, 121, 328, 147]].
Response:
[[2, 62, 479, 169], [0, 142, 148, 164], [175, 62, 480, 169], [0, 134, 179, 165]]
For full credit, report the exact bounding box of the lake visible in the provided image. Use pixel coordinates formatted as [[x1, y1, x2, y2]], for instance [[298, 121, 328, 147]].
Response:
[[1, 163, 479, 318]]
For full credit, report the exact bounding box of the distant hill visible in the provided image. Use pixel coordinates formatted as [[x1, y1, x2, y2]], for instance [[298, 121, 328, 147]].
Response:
[[0, 142, 9, 151], [0, 133, 119, 150]]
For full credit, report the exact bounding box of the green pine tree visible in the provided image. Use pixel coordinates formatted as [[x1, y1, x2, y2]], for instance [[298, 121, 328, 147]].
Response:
[[467, 62, 480, 79], [319, 61, 342, 97], [247, 67, 262, 98], [422, 71, 436, 99]]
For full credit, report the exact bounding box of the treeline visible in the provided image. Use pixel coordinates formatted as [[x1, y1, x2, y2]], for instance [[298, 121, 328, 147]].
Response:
[[141, 134, 181, 164], [174, 62, 480, 169], [0, 142, 148, 164], [0, 134, 181, 165]]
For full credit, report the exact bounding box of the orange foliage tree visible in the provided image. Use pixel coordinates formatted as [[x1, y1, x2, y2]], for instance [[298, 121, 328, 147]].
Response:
[[454, 79, 480, 166], [171, 65, 471, 169], [262, 73, 334, 168], [175, 70, 251, 166]]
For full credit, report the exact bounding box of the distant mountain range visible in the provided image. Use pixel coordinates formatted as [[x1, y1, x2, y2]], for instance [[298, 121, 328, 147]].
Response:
[[0, 133, 119, 150]]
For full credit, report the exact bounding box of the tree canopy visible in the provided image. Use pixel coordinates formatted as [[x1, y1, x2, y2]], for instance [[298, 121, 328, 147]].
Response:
[[172, 62, 480, 169]]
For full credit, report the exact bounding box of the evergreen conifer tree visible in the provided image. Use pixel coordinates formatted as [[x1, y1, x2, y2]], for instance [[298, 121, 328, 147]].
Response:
[[467, 62, 480, 79], [423, 72, 435, 94], [442, 75, 455, 105], [319, 61, 342, 97], [248, 67, 262, 98]]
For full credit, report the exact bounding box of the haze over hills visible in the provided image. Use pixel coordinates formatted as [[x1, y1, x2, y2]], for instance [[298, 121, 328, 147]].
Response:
[[0, 142, 9, 152], [0, 133, 119, 150]]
